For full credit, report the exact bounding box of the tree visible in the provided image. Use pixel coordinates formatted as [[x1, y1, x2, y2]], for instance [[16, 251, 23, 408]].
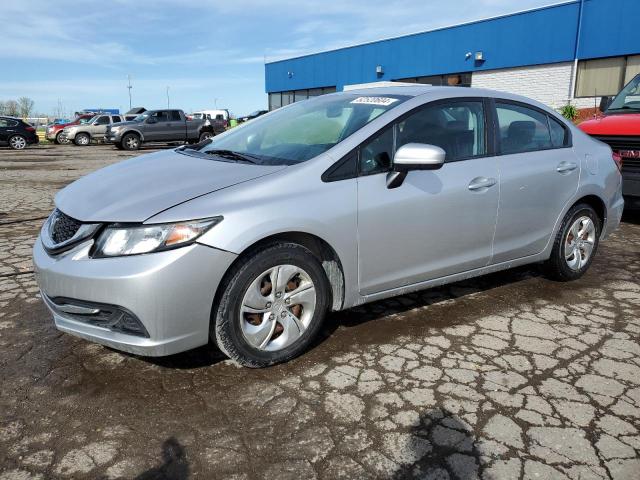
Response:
[[0, 101, 5, 115], [5, 100, 18, 116], [18, 97, 35, 118]]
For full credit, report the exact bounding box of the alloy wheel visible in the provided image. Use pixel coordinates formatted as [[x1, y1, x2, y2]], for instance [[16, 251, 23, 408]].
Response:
[[9, 136, 27, 150], [565, 216, 596, 271], [239, 264, 316, 352]]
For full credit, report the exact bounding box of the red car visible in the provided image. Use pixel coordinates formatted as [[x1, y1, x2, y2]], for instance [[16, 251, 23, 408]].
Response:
[[45, 114, 94, 144], [579, 74, 640, 209]]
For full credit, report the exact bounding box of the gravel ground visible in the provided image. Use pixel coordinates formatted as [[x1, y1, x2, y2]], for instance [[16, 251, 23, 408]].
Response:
[[1, 144, 639, 480]]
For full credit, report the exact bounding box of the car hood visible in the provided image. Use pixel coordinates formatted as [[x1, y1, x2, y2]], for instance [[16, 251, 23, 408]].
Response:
[[579, 113, 640, 136], [55, 149, 287, 223]]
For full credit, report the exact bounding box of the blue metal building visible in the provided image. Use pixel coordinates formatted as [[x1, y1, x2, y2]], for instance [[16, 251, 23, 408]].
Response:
[[265, 0, 640, 110]]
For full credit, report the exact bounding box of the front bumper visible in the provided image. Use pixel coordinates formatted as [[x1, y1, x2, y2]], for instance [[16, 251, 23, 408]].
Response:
[[104, 132, 122, 143], [33, 238, 237, 356]]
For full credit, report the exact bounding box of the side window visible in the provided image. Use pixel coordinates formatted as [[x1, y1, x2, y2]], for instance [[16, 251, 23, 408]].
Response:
[[95, 116, 110, 125], [496, 102, 552, 154], [395, 101, 485, 162], [153, 111, 169, 122], [112, 116, 121, 123], [0, 119, 7, 128], [548, 116, 569, 147], [359, 127, 393, 176], [170, 111, 182, 121]]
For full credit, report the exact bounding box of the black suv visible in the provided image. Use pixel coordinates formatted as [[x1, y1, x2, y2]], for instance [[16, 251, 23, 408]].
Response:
[[0, 117, 39, 150]]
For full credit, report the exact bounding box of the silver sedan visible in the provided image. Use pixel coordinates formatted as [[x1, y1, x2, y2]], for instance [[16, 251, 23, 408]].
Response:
[[33, 86, 624, 367]]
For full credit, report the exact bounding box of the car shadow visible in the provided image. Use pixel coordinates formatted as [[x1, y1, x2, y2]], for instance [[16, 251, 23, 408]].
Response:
[[621, 208, 640, 225]]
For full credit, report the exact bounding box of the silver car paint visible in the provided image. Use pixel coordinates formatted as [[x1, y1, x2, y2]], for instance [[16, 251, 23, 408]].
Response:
[[39, 86, 623, 356]]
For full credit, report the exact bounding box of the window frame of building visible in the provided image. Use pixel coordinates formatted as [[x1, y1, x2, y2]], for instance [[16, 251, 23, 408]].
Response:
[[268, 86, 337, 110], [575, 55, 640, 98]]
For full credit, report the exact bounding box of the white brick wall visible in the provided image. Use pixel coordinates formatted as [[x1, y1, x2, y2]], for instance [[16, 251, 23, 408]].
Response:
[[471, 62, 600, 110]]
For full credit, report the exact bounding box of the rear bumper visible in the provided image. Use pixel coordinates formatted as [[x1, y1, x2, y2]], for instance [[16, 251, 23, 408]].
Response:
[[33, 238, 237, 356]]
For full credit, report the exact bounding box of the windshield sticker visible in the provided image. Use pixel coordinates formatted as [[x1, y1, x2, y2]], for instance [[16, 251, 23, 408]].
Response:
[[351, 97, 399, 106]]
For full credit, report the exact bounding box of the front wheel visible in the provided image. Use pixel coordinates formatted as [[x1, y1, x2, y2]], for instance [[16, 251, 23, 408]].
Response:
[[544, 203, 600, 281], [122, 133, 140, 150], [56, 131, 70, 145], [213, 243, 330, 368], [74, 133, 90, 146]]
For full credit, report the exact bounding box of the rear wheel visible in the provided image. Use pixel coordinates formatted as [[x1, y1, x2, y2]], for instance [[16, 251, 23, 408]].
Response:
[[122, 133, 140, 150], [213, 243, 330, 367], [8, 135, 27, 150], [74, 133, 90, 146], [199, 131, 213, 142], [544, 203, 600, 281]]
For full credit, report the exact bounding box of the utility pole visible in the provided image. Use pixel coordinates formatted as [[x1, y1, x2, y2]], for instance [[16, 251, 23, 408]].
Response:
[[127, 75, 133, 110], [214, 98, 218, 109], [166, 86, 170, 108]]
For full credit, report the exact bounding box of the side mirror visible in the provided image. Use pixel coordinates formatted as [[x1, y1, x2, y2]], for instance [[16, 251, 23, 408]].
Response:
[[387, 143, 445, 189], [599, 96, 613, 112], [146, 117, 157, 124]]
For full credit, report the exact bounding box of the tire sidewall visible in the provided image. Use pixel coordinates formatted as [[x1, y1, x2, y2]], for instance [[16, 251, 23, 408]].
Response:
[[214, 244, 330, 367], [553, 205, 600, 280]]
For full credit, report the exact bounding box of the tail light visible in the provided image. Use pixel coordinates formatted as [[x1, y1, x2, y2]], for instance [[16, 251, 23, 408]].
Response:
[[25, 126, 36, 132], [612, 151, 623, 171]]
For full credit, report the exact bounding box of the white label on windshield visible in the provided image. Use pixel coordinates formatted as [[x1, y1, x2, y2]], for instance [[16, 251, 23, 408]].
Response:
[[351, 97, 398, 106]]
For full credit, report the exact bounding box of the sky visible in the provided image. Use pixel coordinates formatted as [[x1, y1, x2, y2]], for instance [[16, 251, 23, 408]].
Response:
[[1, 0, 567, 118]]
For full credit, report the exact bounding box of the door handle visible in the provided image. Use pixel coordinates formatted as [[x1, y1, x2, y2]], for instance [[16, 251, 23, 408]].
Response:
[[468, 177, 497, 191], [556, 161, 578, 173]]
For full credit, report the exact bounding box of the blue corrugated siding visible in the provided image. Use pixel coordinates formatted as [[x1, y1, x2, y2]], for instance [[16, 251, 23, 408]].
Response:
[[265, 0, 640, 93]]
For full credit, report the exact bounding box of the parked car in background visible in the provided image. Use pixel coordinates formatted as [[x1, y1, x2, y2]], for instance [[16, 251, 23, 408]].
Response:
[[238, 110, 268, 123], [46, 114, 94, 144], [192, 109, 230, 127], [104, 109, 207, 150], [0, 116, 39, 150], [62, 114, 124, 146], [579, 73, 640, 209], [34, 86, 623, 367]]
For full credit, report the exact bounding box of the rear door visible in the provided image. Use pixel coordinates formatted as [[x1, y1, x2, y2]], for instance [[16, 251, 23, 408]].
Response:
[[166, 110, 186, 140], [491, 100, 579, 263], [357, 98, 500, 295]]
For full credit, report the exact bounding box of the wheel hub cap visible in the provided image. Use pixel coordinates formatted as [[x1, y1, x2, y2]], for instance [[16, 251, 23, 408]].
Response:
[[564, 216, 596, 271], [240, 264, 316, 352]]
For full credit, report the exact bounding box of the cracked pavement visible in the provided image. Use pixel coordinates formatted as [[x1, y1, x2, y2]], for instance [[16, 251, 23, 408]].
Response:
[[1, 144, 639, 479]]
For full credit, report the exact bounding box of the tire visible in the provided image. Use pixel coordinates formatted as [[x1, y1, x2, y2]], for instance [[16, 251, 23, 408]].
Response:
[[74, 133, 90, 146], [543, 203, 601, 281], [56, 131, 69, 145], [122, 133, 140, 150], [213, 243, 330, 368], [199, 131, 213, 142], [8, 135, 27, 150]]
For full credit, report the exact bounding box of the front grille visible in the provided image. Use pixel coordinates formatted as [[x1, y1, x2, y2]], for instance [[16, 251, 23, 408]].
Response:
[[591, 135, 640, 175], [51, 209, 82, 244], [591, 135, 640, 152]]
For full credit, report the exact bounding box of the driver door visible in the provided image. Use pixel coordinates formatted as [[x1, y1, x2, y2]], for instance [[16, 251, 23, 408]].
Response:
[[144, 110, 170, 141], [357, 99, 500, 295]]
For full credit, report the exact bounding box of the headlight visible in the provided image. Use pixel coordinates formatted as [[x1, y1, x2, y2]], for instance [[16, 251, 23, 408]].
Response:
[[93, 217, 222, 257]]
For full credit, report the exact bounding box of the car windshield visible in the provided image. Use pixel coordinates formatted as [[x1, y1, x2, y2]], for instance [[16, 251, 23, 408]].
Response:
[[197, 93, 408, 165], [85, 116, 100, 124], [607, 74, 640, 112], [133, 113, 150, 122], [78, 117, 93, 124]]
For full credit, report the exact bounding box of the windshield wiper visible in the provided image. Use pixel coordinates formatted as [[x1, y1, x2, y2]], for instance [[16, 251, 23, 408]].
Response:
[[205, 149, 259, 164]]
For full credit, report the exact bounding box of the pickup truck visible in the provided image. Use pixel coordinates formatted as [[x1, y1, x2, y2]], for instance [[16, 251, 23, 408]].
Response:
[[104, 109, 224, 150], [579, 73, 640, 209]]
